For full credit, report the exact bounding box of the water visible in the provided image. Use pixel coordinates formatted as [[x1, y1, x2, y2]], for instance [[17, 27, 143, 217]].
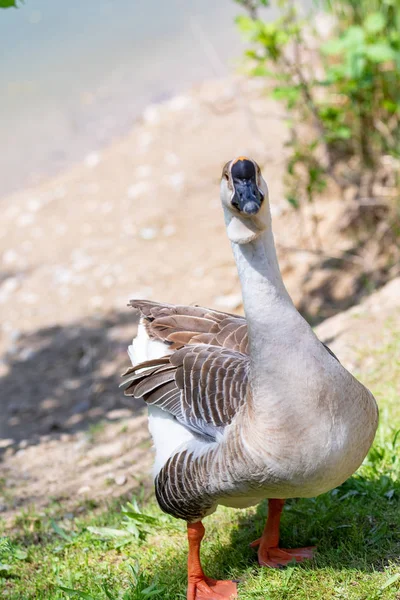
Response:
[[0, 0, 249, 198]]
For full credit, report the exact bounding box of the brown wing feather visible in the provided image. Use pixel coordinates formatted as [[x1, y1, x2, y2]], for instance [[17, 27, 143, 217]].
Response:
[[121, 344, 250, 439], [129, 299, 338, 362], [129, 299, 249, 353]]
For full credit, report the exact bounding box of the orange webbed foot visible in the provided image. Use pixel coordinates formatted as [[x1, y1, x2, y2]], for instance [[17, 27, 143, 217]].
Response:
[[250, 538, 316, 568], [188, 577, 238, 599]]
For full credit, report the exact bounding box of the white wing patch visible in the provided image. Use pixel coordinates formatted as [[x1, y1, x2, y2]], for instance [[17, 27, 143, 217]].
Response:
[[128, 319, 172, 365], [148, 406, 197, 477], [129, 318, 196, 478]]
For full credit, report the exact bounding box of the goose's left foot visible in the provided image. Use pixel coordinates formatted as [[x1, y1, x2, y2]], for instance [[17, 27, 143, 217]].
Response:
[[187, 522, 238, 599], [250, 499, 316, 569]]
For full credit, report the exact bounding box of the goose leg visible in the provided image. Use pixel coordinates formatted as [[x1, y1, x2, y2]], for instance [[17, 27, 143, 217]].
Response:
[[187, 521, 238, 600], [250, 499, 316, 568]]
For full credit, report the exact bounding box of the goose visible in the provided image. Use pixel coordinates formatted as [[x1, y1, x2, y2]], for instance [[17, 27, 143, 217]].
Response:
[[121, 157, 378, 599]]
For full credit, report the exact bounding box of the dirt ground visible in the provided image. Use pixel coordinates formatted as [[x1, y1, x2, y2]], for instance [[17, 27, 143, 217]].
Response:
[[0, 77, 399, 523]]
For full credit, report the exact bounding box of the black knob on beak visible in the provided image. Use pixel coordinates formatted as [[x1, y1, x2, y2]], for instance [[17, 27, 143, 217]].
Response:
[[231, 159, 264, 215]]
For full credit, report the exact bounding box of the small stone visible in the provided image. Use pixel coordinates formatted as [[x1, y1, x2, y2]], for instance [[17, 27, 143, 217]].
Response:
[[102, 275, 114, 288], [167, 95, 191, 111], [143, 104, 160, 125], [4, 447, 14, 459], [17, 214, 35, 227], [1, 278, 19, 294], [127, 181, 152, 199], [55, 223, 67, 236], [137, 131, 153, 151], [162, 224, 176, 237], [19, 347, 35, 361], [77, 485, 91, 495], [122, 222, 136, 236], [139, 227, 157, 240], [2, 250, 18, 265], [84, 152, 101, 168], [90, 296, 104, 309], [101, 202, 113, 214], [115, 474, 127, 486], [135, 165, 152, 178], [193, 266, 205, 278], [106, 409, 132, 420], [22, 293, 38, 305], [26, 198, 42, 212], [164, 152, 179, 166], [0, 439, 14, 449], [19, 439, 28, 449], [166, 172, 185, 191]]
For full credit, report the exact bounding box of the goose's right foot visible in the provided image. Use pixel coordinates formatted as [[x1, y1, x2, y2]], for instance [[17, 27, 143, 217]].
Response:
[[250, 499, 316, 569], [188, 577, 238, 599], [187, 522, 238, 599]]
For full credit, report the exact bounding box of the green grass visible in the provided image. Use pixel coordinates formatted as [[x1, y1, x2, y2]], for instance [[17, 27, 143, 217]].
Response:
[[1, 327, 400, 599]]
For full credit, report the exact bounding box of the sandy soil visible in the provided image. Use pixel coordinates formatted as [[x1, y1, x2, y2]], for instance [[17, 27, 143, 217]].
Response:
[[0, 77, 398, 523]]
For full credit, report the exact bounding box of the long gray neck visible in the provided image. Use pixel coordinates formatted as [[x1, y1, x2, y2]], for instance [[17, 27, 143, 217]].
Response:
[[230, 220, 306, 391], [231, 227, 295, 331]]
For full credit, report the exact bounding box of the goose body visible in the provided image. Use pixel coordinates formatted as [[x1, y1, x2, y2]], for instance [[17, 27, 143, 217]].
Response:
[[122, 157, 378, 599]]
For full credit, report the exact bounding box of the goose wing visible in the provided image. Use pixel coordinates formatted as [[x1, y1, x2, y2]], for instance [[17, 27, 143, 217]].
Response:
[[129, 299, 248, 353], [129, 299, 338, 362], [121, 344, 250, 440]]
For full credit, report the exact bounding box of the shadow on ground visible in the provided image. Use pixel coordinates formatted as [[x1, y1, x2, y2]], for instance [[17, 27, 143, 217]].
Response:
[[151, 474, 400, 599], [219, 474, 400, 578], [0, 309, 141, 455]]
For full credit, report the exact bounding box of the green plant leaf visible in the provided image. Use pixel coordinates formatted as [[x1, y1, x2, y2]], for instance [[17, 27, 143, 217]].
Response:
[[0, 0, 24, 7], [122, 511, 159, 525], [235, 14, 257, 35], [250, 64, 271, 77], [58, 586, 96, 600], [86, 526, 132, 539], [364, 12, 386, 34], [0, 562, 12, 573], [51, 520, 76, 543], [380, 573, 400, 590], [365, 43, 396, 62], [286, 196, 300, 209], [344, 26, 365, 47], [334, 126, 352, 140], [322, 38, 346, 56], [13, 548, 28, 560]]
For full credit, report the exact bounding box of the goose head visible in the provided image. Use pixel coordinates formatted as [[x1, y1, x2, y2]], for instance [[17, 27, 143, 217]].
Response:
[[220, 156, 270, 244]]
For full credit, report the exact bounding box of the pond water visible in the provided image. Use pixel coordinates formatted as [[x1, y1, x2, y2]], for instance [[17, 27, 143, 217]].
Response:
[[0, 0, 251, 198]]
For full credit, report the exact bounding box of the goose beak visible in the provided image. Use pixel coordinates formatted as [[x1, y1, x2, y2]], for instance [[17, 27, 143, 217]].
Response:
[[232, 179, 264, 215], [230, 157, 264, 215]]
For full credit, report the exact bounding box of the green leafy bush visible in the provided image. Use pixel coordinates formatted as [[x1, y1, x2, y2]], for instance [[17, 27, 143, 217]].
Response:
[[0, 0, 23, 7], [235, 0, 400, 211]]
